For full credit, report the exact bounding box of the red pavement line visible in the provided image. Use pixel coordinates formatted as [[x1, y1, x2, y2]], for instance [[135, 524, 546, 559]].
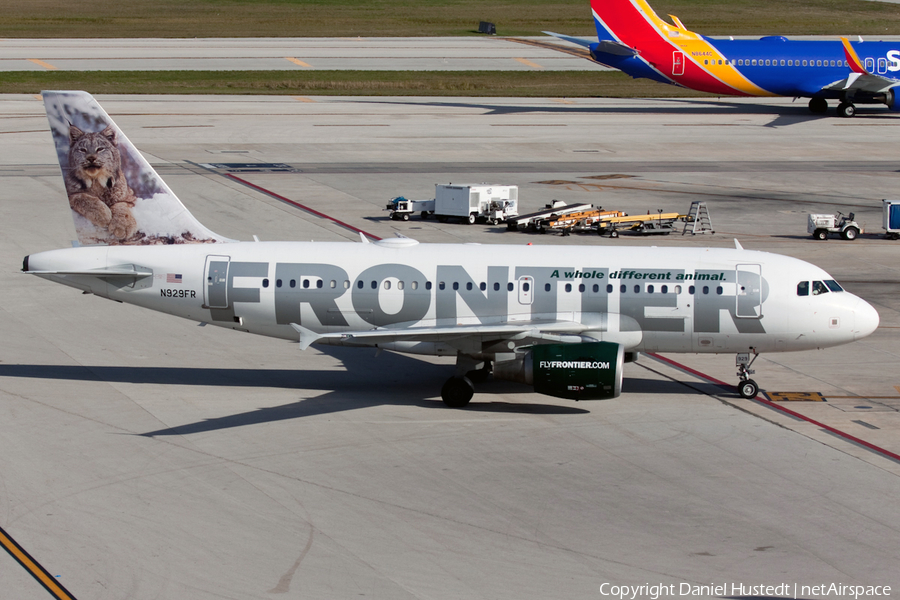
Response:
[[647, 352, 900, 464], [225, 173, 382, 241]]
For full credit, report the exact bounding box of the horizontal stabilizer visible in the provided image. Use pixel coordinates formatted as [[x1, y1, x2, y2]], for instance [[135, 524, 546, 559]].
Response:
[[25, 265, 153, 279], [543, 31, 593, 49], [595, 40, 639, 57]]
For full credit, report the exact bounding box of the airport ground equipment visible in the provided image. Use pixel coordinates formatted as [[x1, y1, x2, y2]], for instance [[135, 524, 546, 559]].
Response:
[[682, 201, 714, 235], [537, 208, 626, 235], [594, 211, 685, 237], [433, 184, 518, 224], [808, 212, 862, 240], [507, 201, 593, 231], [884, 200, 900, 239], [387, 196, 435, 221]]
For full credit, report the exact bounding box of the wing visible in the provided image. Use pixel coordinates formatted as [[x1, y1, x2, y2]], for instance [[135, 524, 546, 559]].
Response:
[[291, 320, 594, 351], [289, 315, 649, 355], [821, 37, 900, 94]]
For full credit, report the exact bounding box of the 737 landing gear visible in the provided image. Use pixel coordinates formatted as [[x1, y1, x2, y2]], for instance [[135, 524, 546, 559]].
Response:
[[837, 101, 856, 118], [808, 97, 828, 114], [736, 350, 760, 399]]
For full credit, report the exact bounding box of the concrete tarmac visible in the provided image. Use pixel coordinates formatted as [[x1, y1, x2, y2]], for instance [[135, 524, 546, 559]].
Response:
[[0, 37, 606, 71], [1, 94, 899, 599]]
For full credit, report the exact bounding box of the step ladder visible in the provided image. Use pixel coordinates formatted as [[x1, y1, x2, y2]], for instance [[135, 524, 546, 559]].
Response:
[[682, 201, 714, 235]]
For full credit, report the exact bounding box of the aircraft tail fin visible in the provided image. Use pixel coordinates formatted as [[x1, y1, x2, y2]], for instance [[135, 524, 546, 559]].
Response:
[[42, 90, 230, 246], [591, 0, 687, 43]]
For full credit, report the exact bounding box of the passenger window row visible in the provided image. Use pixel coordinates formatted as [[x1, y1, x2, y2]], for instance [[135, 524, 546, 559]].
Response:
[[733, 58, 848, 67], [259, 279, 725, 295]]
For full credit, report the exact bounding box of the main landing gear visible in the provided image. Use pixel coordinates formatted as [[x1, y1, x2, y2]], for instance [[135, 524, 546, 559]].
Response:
[[441, 354, 493, 407], [808, 97, 857, 118], [808, 97, 828, 114], [736, 350, 760, 399]]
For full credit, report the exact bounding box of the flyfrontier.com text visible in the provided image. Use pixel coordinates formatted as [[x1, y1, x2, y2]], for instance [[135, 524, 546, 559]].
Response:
[[599, 582, 892, 599]]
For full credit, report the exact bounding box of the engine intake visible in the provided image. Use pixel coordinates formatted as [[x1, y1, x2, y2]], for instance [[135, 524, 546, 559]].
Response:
[[494, 342, 624, 400]]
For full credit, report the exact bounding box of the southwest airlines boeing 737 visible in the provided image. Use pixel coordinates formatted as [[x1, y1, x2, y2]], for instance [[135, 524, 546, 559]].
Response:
[[547, 0, 900, 117], [24, 92, 879, 407]]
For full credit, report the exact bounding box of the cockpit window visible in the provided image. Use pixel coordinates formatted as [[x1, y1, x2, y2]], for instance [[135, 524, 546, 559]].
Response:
[[812, 281, 829, 295], [797, 281, 809, 296], [824, 280, 843, 292]]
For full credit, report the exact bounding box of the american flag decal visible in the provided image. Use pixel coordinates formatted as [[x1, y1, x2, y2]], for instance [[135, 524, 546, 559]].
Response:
[[166, 273, 183, 284]]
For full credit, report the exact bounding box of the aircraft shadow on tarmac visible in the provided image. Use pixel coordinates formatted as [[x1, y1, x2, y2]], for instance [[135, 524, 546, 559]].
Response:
[[0, 347, 726, 437], [357, 97, 893, 127]]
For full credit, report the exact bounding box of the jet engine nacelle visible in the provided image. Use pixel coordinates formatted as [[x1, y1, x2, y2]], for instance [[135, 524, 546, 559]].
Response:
[[887, 88, 900, 111], [493, 342, 624, 400]]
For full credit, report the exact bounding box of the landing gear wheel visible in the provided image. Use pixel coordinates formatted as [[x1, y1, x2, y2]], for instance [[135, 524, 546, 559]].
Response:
[[808, 97, 828, 114], [842, 226, 859, 240], [814, 229, 828, 240], [466, 365, 492, 384], [837, 102, 856, 118], [739, 379, 759, 399], [441, 376, 474, 407]]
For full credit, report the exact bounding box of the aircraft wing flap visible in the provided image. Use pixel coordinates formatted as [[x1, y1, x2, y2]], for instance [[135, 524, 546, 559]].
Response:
[[822, 72, 897, 94], [291, 321, 591, 350]]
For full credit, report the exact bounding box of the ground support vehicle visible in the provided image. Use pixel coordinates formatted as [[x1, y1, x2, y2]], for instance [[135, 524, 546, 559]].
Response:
[[537, 209, 626, 235], [506, 202, 592, 231], [595, 212, 684, 237], [432, 184, 518, 224], [808, 212, 862, 240], [386, 196, 435, 221], [884, 200, 900, 239]]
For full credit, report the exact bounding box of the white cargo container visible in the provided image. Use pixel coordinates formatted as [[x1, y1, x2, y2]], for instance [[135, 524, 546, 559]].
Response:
[[433, 184, 518, 224]]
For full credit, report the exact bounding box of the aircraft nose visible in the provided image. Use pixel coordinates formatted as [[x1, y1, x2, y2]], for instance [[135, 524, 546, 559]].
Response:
[[854, 298, 880, 340]]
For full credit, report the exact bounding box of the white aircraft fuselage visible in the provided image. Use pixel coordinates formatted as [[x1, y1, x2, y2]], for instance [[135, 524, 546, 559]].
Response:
[[26, 239, 877, 355]]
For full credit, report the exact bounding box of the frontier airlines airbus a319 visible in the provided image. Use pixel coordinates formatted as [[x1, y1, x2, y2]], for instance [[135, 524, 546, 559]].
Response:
[[24, 92, 879, 406]]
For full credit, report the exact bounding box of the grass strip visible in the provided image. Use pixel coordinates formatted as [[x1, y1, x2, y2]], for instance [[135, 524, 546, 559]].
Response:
[[0, 70, 714, 98], [0, 0, 898, 38]]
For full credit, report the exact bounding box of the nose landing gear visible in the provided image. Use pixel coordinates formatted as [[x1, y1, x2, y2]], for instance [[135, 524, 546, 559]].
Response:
[[736, 350, 760, 399]]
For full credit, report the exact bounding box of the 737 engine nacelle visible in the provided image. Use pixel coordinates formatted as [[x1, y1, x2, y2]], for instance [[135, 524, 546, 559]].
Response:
[[493, 342, 624, 401]]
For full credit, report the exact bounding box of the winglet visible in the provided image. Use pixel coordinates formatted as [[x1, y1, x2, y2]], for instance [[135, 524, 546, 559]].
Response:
[[668, 15, 687, 31], [359, 232, 370, 244], [841, 37, 868, 74], [734, 239, 743, 250], [290, 323, 323, 350]]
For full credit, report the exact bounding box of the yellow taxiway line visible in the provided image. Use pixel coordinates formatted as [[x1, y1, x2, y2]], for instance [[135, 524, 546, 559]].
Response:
[[284, 57, 312, 68], [0, 524, 78, 599], [28, 58, 57, 70]]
